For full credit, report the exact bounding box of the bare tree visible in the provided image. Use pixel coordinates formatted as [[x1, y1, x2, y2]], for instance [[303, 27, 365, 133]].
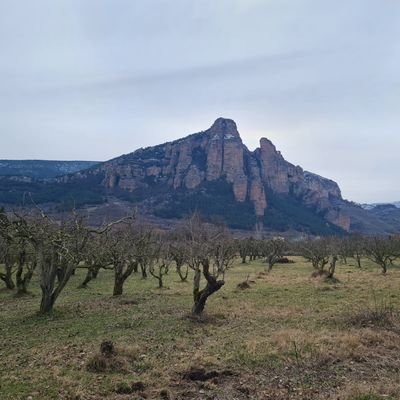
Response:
[[364, 236, 400, 274], [78, 234, 111, 288], [261, 238, 287, 272], [104, 227, 136, 296], [182, 214, 235, 316], [0, 210, 16, 289], [348, 235, 364, 268], [149, 236, 172, 288], [299, 237, 338, 278], [238, 238, 258, 264], [169, 233, 189, 282]]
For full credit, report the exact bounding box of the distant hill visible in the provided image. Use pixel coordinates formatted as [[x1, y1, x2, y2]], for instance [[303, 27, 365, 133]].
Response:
[[0, 160, 99, 179], [0, 119, 398, 235], [361, 201, 400, 210]]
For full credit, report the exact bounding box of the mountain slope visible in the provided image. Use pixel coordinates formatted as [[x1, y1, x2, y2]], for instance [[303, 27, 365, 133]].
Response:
[[0, 160, 99, 179], [0, 118, 397, 235], [58, 118, 354, 234]]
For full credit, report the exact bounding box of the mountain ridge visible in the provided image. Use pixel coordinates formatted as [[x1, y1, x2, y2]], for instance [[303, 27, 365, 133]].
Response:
[[59, 118, 350, 233], [0, 160, 99, 180], [0, 118, 398, 235]]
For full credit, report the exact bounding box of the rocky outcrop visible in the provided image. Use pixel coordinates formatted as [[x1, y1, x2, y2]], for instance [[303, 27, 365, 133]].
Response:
[[64, 118, 351, 232]]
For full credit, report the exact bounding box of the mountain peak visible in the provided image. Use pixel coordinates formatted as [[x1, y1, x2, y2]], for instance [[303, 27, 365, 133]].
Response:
[[207, 118, 240, 139]]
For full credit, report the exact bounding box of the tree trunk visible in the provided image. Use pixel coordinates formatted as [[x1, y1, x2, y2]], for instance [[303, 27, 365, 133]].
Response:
[[92, 268, 100, 279], [192, 261, 225, 316], [79, 268, 94, 288], [140, 263, 147, 279], [113, 278, 124, 296], [40, 289, 55, 314], [0, 272, 15, 290], [381, 263, 388, 275], [327, 256, 338, 279], [192, 279, 225, 315], [56, 267, 65, 283], [176, 264, 189, 282], [1, 260, 15, 290], [79, 263, 102, 288], [16, 268, 33, 295]]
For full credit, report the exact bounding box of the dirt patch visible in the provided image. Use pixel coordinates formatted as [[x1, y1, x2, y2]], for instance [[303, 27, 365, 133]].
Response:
[[86, 340, 140, 374], [237, 281, 251, 290], [182, 366, 234, 382]]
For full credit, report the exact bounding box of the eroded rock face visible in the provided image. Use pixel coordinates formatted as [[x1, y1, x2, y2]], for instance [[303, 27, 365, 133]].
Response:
[[68, 118, 350, 231]]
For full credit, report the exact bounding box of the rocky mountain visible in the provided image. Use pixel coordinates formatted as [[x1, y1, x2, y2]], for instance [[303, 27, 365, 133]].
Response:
[[0, 160, 99, 179], [1, 118, 398, 235], [58, 118, 355, 234]]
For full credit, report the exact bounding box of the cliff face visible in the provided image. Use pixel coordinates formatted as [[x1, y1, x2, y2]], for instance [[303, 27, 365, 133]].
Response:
[[75, 118, 349, 232]]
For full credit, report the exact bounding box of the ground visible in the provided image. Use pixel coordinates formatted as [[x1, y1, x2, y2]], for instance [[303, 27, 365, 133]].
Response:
[[1, 258, 400, 400]]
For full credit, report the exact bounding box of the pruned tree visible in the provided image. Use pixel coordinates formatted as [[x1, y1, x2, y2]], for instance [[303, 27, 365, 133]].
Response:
[[134, 224, 154, 280], [261, 238, 287, 272], [182, 214, 235, 316], [348, 235, 364, 268], [169, 231, 189, 282], [364, 236, 400, 274], [149, 236, 172, 288], [13, 208, 132, 312], [104, 227, 136, 296], [104, 221, 153, 296], [238, 238, 257, 264], [0, 210, 16, 289], [299, 237, 339, 279], [79, 234, 111, 288]]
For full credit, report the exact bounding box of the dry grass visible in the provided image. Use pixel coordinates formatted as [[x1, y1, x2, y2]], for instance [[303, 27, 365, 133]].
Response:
[[1, 256, 400, 399]]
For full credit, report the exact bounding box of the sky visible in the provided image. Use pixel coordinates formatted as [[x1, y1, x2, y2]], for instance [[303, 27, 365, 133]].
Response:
[[0, 0, 399, 203]]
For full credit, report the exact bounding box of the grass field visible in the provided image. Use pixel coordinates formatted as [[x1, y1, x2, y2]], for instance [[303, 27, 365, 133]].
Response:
[[1, 258, 400, 400]]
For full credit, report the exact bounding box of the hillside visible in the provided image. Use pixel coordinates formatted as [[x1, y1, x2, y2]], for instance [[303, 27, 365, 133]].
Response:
[[0, 119, 398, 235], [0, 160, 99, 179]]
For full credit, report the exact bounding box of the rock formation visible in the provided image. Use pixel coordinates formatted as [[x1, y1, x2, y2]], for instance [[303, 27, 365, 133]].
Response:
[[72, 117, 350, 232]]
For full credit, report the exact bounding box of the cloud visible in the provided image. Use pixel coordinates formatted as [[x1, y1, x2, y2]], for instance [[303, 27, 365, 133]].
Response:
[[0, 0, 399, 203]]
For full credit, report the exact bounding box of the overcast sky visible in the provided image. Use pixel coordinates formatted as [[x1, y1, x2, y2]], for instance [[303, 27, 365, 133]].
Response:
[[0, 0, 399, 203]]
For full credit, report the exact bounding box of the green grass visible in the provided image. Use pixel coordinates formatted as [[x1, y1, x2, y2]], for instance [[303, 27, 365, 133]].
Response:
[[1, 257, 399, 399]]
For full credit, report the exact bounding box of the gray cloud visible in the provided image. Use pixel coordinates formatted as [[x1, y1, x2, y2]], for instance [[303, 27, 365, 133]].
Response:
[[0, 0, 399, 203]]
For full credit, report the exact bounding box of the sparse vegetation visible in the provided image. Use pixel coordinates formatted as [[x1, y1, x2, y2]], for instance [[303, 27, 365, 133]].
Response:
[[1, 211, 400, 399], [1, 250, 400, 399]]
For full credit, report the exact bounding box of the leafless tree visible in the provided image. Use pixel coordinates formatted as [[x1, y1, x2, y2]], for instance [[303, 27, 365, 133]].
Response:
[[364, 236, 400, 274], [261, 238, 287, 272], [78, 234, 111, 288], [182, 214, 235, 316], [104, 227, 136, 296], [348, 235, 364, 268], [299, 237, 339, 279], [169, 230, 189, 282], [149, 236, 173, 288]]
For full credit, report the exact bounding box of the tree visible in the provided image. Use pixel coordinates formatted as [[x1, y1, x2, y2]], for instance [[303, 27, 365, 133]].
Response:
[[348, 235, 364, 268], [182, 214, 235, 316], [78, 234, 111, 288], [261, 238, 287, 272], [171, 243, 189, 282], [299, 237, 338, 279], [364, 236, 400, 274], [169, 230, 189, 282], [0, 210, 16, 289], [13, 209, 132, 312], [104, 221, 153, 296], [149, 236, 172, 288], [104, 227, 136, 296]]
